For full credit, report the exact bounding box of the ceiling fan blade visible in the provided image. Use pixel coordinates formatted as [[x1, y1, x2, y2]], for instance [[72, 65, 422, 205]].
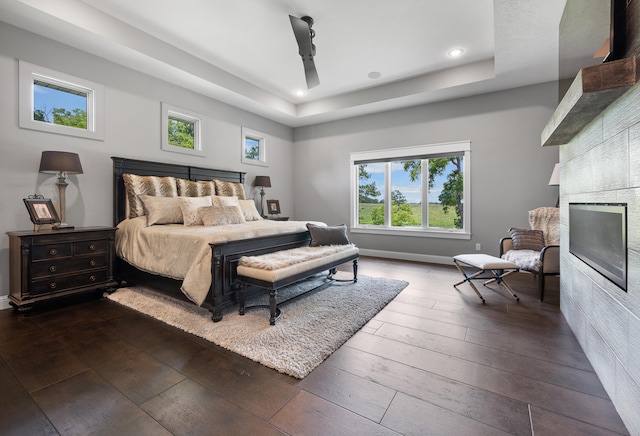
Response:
[[289, 15, 320, 88], [303, 58, 320, 88]]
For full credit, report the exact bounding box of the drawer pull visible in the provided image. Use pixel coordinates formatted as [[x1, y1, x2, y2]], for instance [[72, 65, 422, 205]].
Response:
[[49, 248, 58, 256], [49, 282, 57, 289], [89, 260, 97, 266], [49, 265, 57, 273], [89, 275, 96, 282], [88, 244, 96, 251]]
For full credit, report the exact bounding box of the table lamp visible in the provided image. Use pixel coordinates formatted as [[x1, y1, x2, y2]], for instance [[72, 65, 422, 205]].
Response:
[[39, 151, 83, 229], [254, 175, 271, 217]]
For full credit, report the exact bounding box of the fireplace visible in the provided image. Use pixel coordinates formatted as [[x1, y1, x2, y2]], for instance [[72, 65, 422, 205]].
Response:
[[569, 203, 627, 291]]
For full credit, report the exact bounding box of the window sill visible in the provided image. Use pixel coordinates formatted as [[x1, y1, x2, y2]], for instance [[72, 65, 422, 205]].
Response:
[[351, 226, 471, 240]]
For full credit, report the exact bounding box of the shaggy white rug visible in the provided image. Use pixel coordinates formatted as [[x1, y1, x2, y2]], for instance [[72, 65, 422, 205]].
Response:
[[107, 274, 408, 378]]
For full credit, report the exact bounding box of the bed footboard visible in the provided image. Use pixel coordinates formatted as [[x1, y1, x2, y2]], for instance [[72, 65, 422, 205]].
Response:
[[206, 231, 311, 321]]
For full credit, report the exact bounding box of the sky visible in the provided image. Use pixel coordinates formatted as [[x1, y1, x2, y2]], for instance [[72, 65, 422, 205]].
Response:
[[361, 161, 457, 204], [33, 83, 87, 119]]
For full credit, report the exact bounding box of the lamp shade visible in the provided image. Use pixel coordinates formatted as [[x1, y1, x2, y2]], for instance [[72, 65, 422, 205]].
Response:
[[39, 151, 83, 174], [254, 175, 271, 188], [548, 163, 560, 186]]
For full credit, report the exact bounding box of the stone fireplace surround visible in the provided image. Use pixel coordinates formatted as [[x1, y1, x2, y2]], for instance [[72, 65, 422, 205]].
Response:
[[550, 59, 640, 433]]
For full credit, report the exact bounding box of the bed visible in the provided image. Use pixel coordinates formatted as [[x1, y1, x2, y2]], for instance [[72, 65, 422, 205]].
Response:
[[112, 156, 314, 321]]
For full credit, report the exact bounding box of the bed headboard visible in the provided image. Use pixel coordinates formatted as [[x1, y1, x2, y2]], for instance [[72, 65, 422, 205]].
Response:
[[112, 157, 246, 226]]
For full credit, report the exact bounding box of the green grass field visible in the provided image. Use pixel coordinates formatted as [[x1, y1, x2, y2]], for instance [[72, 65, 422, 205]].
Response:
[[358, 203, 457, 228]]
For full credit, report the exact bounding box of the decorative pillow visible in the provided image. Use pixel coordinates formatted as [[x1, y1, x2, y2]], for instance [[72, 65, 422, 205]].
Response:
[[307, 223, 350, 247], [139, 195, 184, 226], [123, 174, 178, 219], [213, 179, 246, 199], [198, 206, 246, 226], [238, 199, 263, 221], [509, 227, 545, 251], [211, 195, 240, 207], [177, 196, 212, 226], [177, 179, 215, 197]]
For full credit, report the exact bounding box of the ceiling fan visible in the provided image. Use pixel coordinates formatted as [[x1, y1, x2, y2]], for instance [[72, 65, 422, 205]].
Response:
[[289, 15, 319, 89]]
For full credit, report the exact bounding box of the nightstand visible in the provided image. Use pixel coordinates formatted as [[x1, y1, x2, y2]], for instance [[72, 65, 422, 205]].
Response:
[[267, 216, 289, 221], [6, 227, 118, 311]]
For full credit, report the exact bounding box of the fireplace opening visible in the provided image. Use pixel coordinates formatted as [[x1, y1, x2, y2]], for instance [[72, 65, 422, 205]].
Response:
[[569, 203, 627, 291]]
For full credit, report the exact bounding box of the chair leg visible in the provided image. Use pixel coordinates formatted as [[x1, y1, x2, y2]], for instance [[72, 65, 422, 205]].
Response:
[[539, 274, 545, 302]]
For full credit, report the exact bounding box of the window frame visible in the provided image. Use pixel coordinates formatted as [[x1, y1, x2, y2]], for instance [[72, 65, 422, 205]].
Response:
[[350, 141, 471, 240], [19, 60, 105, 140], [241, 127, 267, 166], [161, 103, 205, 157]]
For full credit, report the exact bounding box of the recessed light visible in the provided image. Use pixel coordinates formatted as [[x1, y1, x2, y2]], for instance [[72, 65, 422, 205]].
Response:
[[447, 48, 464, 58], [294, 89, 307, 97], [368, 71, 382, 79]]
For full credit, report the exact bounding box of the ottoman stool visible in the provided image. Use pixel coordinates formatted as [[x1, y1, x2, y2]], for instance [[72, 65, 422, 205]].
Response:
[[453, 254, 520, 303]]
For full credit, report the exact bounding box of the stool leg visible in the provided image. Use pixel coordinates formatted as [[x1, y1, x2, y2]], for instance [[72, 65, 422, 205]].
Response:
[[484, 269, 519, 301], [453, 261, 486, 303]]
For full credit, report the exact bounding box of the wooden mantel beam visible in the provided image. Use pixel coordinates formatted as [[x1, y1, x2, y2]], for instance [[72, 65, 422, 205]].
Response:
[[541, 56, 640, 146]]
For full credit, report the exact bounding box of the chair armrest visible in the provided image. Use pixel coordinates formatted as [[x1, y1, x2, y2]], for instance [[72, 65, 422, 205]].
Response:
[[499, 237, 513, 257], [540, 245, 560, 273]]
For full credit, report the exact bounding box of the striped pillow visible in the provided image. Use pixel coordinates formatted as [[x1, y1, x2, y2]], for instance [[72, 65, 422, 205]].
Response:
[[213, 179, 246, 199], [509, 227, 545, 251], [177, 179, 215, 197], [123, 174, 178, 219]]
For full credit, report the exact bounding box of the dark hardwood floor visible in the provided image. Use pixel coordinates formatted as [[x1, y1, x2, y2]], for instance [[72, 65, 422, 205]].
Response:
[[0, 257, 629, 435]]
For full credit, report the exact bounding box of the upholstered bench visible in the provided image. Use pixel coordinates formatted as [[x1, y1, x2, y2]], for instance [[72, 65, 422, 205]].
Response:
[[452, 254, 520, 303], [236, 244, 359, 325]]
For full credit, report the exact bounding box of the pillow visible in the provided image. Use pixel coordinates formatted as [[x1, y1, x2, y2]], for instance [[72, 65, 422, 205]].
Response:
[[123, 174, 178, 218], [177, 196, 212, 226], [307, 223, 350, 247], [238, 199, 263, 221], [198, 206, 246, 226], [213, 179, 246, 199], [177, 179, 215, 197], [509, 227, 545, 251], [211, 195, 240, 207], [139, 195, 184, 226]]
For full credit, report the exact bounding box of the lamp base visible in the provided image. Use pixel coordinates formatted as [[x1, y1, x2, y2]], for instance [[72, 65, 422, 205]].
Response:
[[53, 222, 75, 230]]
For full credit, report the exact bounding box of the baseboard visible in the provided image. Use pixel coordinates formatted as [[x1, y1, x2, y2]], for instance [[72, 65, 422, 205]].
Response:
[[358, 249, 454, 265], [0, 295, 11, 311]]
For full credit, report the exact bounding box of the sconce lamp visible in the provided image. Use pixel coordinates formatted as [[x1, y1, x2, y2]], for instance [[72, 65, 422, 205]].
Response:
[[254, 175, 271, 217], [39, 151, 83, 229], [548, 163, 560, 207]]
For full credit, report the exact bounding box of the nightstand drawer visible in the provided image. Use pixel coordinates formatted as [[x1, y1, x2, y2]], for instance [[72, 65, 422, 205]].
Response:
[[31, 243, 73, 260], [30, 269, 109, 296], [31, 254, 110, 278], [74, 239, 109, 255]]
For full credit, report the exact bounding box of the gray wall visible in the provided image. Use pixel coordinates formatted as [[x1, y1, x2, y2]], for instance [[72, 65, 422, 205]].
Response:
[[0, 22, 295, 301], [560, 81, 640, 434], [293, 83, 560, 261]]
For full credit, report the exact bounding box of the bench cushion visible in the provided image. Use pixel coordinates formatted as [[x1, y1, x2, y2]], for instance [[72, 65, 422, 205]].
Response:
[[454, 254, 519, 270], [237, 245, 359, 283]]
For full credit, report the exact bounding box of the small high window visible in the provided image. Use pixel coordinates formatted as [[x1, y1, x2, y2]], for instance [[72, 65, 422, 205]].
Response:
[[241, 127, 267, 166], [19, 60, 104, 140], [161, 103, 205, 156]]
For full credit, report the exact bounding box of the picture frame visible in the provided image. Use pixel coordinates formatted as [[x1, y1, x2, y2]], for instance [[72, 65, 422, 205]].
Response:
[[266, 199, 281, 215], [24, 196, 60, 225]]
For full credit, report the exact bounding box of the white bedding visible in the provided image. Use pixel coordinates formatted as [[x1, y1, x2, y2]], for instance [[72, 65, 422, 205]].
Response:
[[115, 217, 322, 305]]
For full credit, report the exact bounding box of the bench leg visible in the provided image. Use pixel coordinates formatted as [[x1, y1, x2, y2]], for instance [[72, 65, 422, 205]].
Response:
[[353, 259, 358, 282], [269, 289, 277, 325], [238, 283, 246, 316]]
